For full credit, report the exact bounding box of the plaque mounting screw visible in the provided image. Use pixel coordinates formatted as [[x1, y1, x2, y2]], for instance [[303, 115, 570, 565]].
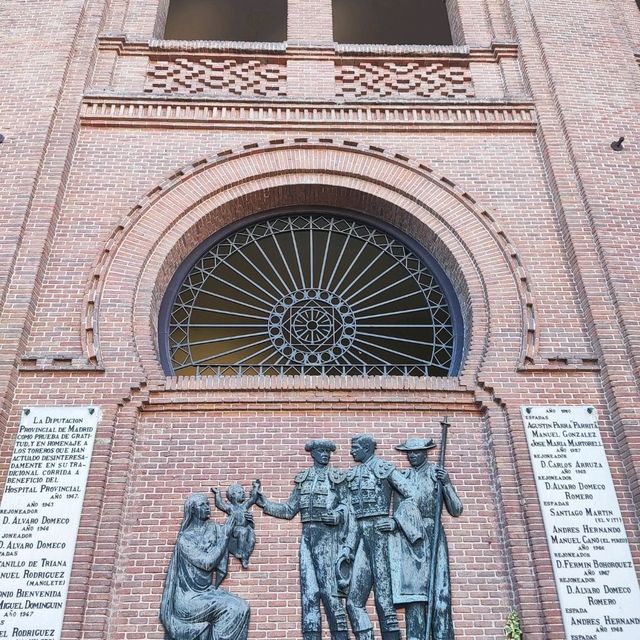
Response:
[[88, 407, 95, 415], [23, 408, 30, 415]]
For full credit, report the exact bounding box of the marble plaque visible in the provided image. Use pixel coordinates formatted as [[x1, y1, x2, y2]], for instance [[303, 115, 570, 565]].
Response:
[[0, 407, 100, 640], [522, 405, 640, 639]]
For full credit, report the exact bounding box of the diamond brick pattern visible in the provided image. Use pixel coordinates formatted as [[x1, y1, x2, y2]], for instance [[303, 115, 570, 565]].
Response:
[[145, 57, 287, 97], [336, 61, 474, 99]]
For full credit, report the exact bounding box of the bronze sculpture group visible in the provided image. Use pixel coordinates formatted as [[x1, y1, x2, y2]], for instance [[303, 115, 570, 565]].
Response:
[[160, 421, 462, 640]]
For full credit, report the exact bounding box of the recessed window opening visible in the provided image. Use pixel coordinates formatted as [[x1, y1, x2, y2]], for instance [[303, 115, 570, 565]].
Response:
[[159, 211, 463, 377], [332, 0, 453, 45], [164, 0, 287, 41]]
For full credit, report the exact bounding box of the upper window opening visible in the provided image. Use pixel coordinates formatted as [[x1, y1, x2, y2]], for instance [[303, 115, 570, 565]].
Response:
[[164, 0, 287, 42], [332, 0, 453, 46], [159, 211, 463, 377]]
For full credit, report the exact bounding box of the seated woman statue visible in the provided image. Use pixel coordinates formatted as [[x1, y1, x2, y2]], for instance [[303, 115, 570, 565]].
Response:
[[160, 492, 251, 640]]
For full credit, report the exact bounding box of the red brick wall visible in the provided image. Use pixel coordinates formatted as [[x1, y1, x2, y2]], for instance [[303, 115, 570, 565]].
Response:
[[109, 410, 510, 640], [0, 0, 639, 639]]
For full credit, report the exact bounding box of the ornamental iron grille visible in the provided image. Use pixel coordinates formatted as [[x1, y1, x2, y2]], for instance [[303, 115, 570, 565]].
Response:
[[161, 212, 461, 376]]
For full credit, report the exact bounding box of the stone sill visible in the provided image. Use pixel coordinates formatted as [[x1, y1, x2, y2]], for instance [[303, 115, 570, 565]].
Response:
[[100, 34, 517, 61], [162, 374, 463, 390]]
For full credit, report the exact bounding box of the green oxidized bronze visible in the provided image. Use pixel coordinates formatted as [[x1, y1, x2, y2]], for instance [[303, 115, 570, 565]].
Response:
[[256, 439, 350, 640]]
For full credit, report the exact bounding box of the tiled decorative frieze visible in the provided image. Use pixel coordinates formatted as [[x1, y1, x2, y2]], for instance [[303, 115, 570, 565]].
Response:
[[336, 60, 474, 99], [145, 57, 287, 97]]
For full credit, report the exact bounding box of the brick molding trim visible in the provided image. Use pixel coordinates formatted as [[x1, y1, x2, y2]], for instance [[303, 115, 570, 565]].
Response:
[[80, 95, 537, 131]]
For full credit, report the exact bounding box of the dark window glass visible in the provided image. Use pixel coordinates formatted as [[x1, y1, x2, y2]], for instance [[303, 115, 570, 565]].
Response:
[[332, 0, 453, 45], [160, 212, 463, 377], [164, 0, 287, 42]]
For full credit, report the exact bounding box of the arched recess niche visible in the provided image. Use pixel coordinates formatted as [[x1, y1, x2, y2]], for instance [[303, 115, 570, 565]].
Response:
[[88, 140, 530, 388]]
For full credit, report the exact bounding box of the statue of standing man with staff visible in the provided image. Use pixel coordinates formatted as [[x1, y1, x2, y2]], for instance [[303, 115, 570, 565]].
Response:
[[393, 418, 463, 640]]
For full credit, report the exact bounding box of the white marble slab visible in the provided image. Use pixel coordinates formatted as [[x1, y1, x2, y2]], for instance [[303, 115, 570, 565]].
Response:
[[0, 407, 100, 640], [522, 405, 640, 640]]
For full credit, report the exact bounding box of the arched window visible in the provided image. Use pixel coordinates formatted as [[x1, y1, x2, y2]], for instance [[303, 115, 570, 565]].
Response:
[[159, 211, 463, 376]]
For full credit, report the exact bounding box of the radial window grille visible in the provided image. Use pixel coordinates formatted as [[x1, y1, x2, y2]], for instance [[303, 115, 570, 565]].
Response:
[[165, 213, 458, 376]]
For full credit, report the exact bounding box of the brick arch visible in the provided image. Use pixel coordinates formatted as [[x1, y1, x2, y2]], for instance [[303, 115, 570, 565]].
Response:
[[87, 138, 536, 387]]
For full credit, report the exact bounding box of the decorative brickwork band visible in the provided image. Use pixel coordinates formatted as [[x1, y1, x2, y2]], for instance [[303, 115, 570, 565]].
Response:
[[336, 61, 474, 99], [145, 57, 287, 97], [81, 98, 536, 131]]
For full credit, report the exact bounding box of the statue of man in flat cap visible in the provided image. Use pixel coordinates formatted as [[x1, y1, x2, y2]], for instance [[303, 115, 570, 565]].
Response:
[[256, 439, 349, 640], [394, 437, 463, 640]]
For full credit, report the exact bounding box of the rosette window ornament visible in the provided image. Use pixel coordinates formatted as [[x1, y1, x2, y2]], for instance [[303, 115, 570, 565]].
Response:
[[161, 213, 462, 376]]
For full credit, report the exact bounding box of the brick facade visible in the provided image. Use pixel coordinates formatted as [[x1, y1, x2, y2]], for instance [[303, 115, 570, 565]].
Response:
[[0, 0, 638, 639]]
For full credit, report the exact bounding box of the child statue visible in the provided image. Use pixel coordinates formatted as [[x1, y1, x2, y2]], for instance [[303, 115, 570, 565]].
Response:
[[211, 480, 260, 571]]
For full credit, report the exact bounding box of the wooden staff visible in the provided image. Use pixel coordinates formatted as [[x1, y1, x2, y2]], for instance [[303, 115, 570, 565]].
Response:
[[425, 417, 449, 639]]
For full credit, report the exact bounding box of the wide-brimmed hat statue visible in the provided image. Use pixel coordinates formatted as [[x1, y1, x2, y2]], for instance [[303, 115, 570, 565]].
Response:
[[394, 437, 436, 452]]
